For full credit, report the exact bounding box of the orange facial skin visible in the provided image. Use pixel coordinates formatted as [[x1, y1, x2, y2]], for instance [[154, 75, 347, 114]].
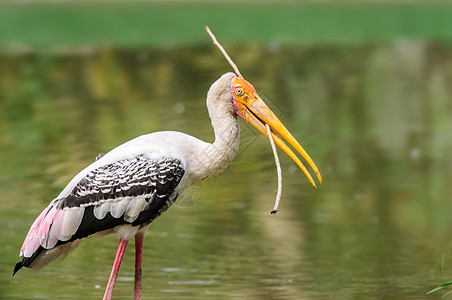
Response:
[[231, 76, 322, 189]]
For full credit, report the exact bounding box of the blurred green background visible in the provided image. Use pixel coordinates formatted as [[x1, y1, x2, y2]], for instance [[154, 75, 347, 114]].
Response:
[[2, 1, 452, 49], [1, 1, 452, 299]]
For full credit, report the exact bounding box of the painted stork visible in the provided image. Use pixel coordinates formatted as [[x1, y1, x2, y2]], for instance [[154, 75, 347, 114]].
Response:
[[13, 73, 322, 299]]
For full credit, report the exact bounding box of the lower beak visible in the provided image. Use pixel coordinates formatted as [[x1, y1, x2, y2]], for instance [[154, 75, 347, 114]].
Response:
[[243, 96, 322, 189]]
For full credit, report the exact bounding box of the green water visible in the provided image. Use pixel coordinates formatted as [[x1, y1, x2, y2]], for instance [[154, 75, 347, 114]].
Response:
[[1, 23, 452, 300], [0, 3, 452, 299]]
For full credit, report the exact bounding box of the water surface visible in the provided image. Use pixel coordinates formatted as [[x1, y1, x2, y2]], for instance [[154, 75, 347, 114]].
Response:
[[1, 44, 452, 299]]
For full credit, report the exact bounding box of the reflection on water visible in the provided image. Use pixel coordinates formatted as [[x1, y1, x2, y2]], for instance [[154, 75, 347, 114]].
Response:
[[1, 43, 452, 299]]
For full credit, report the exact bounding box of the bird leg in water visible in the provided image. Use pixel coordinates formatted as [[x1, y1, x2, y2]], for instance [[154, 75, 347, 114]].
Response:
[[134, 233, 144, 300], [103, 239, 128, 300], [266, 124, 283, 214]]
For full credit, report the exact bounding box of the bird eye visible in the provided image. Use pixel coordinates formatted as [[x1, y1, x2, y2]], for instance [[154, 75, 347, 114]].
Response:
[[235, 88, 244, 96]]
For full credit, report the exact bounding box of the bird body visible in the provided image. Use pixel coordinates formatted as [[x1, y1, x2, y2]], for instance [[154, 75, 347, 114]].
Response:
[[14, 72, 321, 299]]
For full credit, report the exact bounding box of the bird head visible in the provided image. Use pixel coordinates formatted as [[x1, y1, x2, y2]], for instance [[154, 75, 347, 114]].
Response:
[[231, 76, 322, 189]]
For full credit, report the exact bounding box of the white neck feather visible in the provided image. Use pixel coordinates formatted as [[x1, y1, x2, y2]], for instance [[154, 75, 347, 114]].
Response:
[[195, 73, 240, 180], [207, 109, 240, 176]]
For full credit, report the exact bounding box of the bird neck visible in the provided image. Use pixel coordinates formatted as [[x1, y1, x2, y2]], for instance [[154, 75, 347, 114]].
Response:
[[212, 111, 240, 158], [197, 109, 240, 180], [190, 72, 240, 181]]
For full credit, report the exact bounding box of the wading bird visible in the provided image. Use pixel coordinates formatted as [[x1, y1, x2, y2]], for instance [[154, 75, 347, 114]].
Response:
[[13, 73, 321, 300]]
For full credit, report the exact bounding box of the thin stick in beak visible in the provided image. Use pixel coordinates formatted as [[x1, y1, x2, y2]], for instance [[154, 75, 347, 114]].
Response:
[[247, 96, 322, 185], [266, 124, 282, 214], [244, 108, 318, 189]]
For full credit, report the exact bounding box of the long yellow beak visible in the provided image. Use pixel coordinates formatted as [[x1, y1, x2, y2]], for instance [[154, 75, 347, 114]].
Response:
[[232, 77, 322, 189]]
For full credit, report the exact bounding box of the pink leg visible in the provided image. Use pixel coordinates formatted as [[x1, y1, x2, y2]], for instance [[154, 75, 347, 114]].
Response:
[[103, 239, 128, 300], [134, 233, 144, 300]]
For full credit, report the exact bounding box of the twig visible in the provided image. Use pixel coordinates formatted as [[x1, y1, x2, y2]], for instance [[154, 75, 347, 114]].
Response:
[[205, 25, 283, 213], [266, 124, 282, 214], [205, 25, 243, 78]]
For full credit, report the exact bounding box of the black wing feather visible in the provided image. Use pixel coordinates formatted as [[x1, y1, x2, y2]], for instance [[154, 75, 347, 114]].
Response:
[[60, 154, 183, 209], [14, 155, 184, 272], [64, 154, 185, 236]]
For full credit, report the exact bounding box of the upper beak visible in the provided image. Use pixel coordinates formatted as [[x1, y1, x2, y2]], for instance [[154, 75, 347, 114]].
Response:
[[242, 95, 322, 189]]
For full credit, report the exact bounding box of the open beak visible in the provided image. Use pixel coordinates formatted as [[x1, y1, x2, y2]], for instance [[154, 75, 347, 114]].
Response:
[[232, 78, 322, 189]]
